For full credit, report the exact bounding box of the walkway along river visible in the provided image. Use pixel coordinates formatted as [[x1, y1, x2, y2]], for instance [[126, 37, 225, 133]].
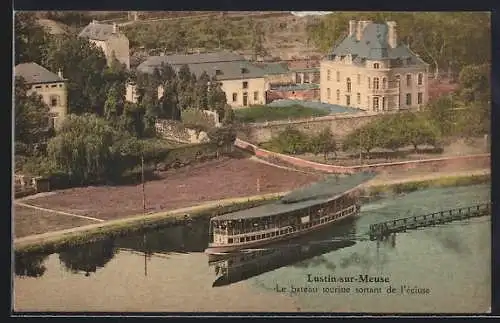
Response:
[[13, 184, 491, 313]]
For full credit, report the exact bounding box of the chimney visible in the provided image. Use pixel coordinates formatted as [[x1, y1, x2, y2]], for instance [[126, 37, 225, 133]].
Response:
[[387, 21, 397, 48], [113, 23, 118, 33], [348, 20, 356, 38], [57, 69, 63, 78], [356, 20, 372, 41]]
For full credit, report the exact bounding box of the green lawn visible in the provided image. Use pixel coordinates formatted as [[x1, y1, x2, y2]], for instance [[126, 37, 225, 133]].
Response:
[[234, 104, 329, 123]]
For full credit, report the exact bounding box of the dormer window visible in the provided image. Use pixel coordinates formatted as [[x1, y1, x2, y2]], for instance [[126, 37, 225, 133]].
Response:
[[215, 69, 223, 76], [240, 67, 248, 74], [373, 63, 380, 69]]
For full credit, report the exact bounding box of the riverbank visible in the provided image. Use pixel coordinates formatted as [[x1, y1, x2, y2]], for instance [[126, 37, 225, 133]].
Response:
[[14, 192, 284, 255], [14, 169, 490, 255]]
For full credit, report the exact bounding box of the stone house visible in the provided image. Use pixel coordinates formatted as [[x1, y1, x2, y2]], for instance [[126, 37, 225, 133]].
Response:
[[134, 52, 268, 108], [320, 20, 429, 112], [14, 62, 68, 129], [257, 62, 295, 86], [78, 20, 130, 69]]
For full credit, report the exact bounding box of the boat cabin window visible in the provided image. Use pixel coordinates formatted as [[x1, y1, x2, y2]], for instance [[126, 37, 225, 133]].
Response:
[[251, 236, 256, 241], [228, 238, 233, 243]]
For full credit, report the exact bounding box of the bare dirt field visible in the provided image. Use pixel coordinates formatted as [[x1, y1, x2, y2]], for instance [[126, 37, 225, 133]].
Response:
[[15, 157, 322, 229], [14, 205, 97, 238]]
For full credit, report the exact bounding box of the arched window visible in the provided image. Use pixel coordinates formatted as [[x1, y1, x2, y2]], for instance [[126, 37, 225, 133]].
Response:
[[373, 77, 379, 90], [382, 77, 387, 89], [336, 89, 340, 102], [417, 73, 423, 85], [327, 88, 331, 99], [406, 74, 412, 87], [346, 78, 351, 93]]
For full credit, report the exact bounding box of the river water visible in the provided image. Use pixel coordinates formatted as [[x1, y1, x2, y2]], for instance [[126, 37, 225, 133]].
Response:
[[13, 184, 491, 313]]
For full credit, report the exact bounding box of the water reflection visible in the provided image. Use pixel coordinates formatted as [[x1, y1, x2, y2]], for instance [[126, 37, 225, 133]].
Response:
[[58, 239, 117, 276], [116, 218, 210, 255], [15, 253, 49, 278], [209, 218, 359, 287], [14, 219, 212, 278]]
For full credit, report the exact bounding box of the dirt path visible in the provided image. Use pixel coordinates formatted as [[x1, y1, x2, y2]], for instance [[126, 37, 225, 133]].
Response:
[[14, 202, 104, 223]]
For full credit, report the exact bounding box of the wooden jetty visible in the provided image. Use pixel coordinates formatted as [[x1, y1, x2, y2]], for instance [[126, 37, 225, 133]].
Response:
[[369, 203, 491, 241]]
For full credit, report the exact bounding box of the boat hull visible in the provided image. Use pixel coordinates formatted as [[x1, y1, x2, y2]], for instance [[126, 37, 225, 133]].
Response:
[[205, 208, 358, 254]]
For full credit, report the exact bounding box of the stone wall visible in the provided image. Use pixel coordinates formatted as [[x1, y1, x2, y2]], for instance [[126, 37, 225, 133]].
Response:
[[155, 120, 210, 144], [266, 88, 320, 103], [240, 112, 386, 144], [234, 138, 491, 175]]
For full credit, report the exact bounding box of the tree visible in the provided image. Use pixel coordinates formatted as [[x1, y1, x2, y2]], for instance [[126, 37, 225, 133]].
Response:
[[159, 79, 181, 121], [43, 35, 108, 115], [310, 127, 337, 161], [118, 103, 146, 137], [194, 71, 210, 110], [177, 64, 195, 110], [207, 77, 228, 118], [458, 64, 490, 104], [400, 112, 441, 151], [207, 126, 237, 156], [14, 77, 52, 154], [103, 85, 124, 122], [342, 123, 381, 158], [222, 105, 235, 125], [273, 127, 308, 155], [423, 95, 456, 136], [47, 114, 118, 184], [14, 12, 51, 65], [376, 116, 406, 153]]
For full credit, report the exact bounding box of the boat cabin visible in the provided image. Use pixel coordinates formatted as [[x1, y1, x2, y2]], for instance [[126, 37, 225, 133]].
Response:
[[209, 193, 358, 246]]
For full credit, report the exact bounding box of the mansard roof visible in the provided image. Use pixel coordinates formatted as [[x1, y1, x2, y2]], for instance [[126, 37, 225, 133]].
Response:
[[329, 22, 427, 66]]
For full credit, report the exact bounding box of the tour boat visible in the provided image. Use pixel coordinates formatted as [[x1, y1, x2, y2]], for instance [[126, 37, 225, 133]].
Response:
[[204, 172, 376, 255], [209, 218, 357, 287]]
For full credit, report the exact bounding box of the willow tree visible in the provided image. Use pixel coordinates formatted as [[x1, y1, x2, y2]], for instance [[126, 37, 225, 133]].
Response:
[[47, 114, 117, 185]]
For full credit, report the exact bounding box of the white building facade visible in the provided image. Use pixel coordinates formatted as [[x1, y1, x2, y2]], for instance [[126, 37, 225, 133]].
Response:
[[320, 20, 429, 112]]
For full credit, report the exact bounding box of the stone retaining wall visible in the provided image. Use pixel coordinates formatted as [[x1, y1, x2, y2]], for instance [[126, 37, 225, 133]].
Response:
[[242, 111, 388, 143]]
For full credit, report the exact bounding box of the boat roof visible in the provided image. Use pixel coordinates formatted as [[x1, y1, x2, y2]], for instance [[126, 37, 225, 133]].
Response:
[[211, 172, 376, 222]]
